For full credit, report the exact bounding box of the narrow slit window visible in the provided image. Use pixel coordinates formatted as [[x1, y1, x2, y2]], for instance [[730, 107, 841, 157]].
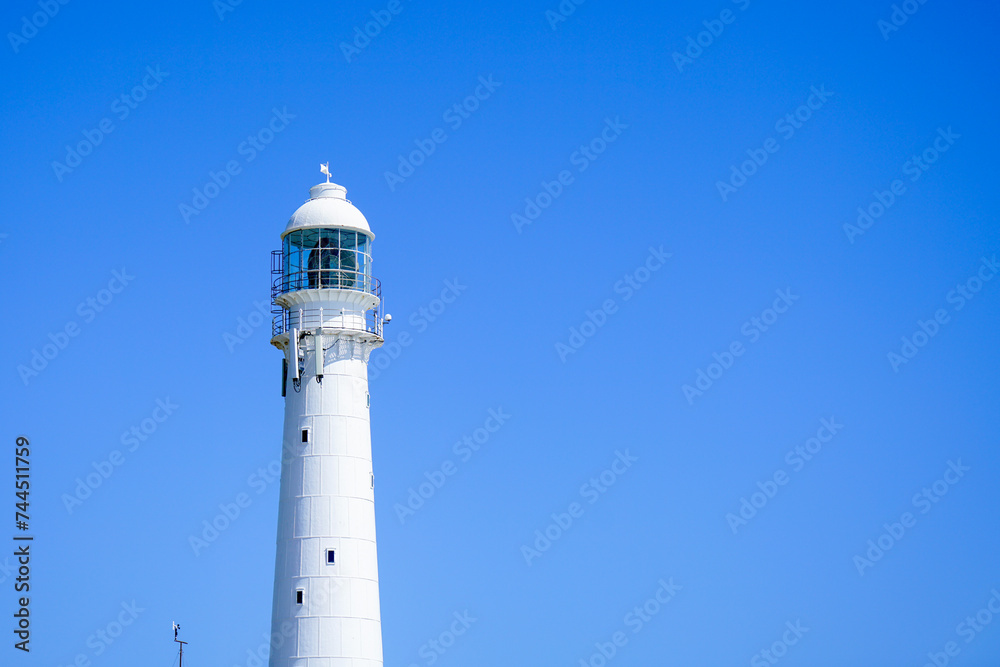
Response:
[[301, 428, 309, 443], [326, 549, 335, 565], [296, 589, 303, 604]]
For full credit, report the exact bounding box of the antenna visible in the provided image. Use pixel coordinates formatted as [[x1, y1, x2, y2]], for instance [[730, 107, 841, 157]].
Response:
[[173, 622, 188, 667], [320, 162, 331, 183]]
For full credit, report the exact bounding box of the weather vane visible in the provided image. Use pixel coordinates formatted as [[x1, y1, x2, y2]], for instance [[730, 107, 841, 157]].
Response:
[[320, 162, 331, 183], [172, 622, 188, 667]]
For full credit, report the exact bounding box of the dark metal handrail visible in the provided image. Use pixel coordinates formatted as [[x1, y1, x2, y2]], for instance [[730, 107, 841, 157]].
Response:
[[272, 269, 380, 299]]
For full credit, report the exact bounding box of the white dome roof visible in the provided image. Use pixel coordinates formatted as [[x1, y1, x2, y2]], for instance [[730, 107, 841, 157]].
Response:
[[282, 182, 373, 239]]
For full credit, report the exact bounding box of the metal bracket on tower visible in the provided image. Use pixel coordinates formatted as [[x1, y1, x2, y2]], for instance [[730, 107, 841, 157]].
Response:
[[314, 330, 324, 382], [289, 329, 300, 379]]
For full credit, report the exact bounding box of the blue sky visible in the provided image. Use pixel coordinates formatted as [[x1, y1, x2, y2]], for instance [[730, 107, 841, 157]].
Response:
[[2, 0, 999, 665]]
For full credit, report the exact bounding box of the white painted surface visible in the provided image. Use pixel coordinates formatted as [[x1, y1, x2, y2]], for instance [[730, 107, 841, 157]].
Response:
[[284, 182, 373, 238], [269, 182, 384, 667]]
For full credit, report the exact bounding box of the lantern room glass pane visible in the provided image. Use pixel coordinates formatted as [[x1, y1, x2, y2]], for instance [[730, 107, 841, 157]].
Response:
[[343, 250, 358, 288], [300, 229, 319, 249], [308, 244, 338, 288], [356, 252, 367, 285], [319, 229, 338, 249], [281, 228, 373, 294]]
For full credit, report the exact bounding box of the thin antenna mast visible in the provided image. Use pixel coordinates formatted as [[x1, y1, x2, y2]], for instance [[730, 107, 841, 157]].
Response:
[[173, 622, 188, 667], [320, 162, 331, 182]]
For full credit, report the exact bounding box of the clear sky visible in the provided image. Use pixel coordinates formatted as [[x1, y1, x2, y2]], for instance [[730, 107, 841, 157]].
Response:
[[2, 0, 999, 665]]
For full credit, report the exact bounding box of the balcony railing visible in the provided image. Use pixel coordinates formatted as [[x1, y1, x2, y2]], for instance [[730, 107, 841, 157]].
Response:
[[269, 251, 383, 339], [272, 268, 380, 298], [271, 305, 383, 339]]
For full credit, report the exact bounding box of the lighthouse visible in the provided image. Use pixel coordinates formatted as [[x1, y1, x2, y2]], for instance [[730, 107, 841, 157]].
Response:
[[267, 171, 386, 667]]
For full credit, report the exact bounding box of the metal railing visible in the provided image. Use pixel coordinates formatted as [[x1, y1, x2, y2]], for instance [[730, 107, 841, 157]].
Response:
[[269, 252, 384, 339], [272, 268, 380, 298], [271, 306, 383, 339]]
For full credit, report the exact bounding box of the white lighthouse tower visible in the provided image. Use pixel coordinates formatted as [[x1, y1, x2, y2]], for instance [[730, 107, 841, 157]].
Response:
[[267, 171, 386, 667]]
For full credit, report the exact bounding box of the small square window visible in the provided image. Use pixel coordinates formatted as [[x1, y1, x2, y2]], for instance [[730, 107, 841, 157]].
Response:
[[326, 549, 335, 565], [301, 428, 309, 443], [296, 589, 303, 604]]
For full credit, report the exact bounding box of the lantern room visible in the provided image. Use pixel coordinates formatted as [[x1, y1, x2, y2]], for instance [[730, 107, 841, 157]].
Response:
[[274, 181, 376, 297], [270, 180, 383, 343]]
